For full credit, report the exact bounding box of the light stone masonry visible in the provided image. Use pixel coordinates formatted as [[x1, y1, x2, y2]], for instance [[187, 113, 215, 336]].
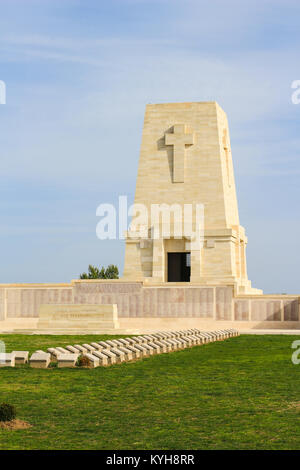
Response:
[[66, 345, 82, 354], [98, 341, 112, 349], [57, 353, 79, 368], [92, 350, 110, 366], [47, 348, 61, 361], [90, 342, 103, 350], [129, 342, 149, 357], [124, 344, 141, 359], [37, 304, 119, 331], [0, 352, 15, 367], [30, 352, 51, 369], [12, 351, 29, 364], [83, 353, 100, 368], [123, 102, 261, 296], [73, 345, 88, 354], [56, 347, 70, 354], [99, 349, 117, 365], [1, 329, 240, 371], [109, 347, 126, 363], [82, 344, 97, 352]]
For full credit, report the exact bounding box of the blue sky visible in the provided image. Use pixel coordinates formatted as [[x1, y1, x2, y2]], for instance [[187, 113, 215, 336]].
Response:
[[0, 0, 300, 293]]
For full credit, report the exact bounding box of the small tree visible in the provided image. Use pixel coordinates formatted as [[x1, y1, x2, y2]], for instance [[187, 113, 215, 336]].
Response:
[[105, 264, 119, 279], [79, 264, 119, 280], [0, 404, 16, 422]]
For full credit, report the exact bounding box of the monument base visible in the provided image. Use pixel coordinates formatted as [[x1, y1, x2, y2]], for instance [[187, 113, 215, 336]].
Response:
[[0, 280, 299, 333], [1, 317, 300, 335], [36, 304, 120, 332]]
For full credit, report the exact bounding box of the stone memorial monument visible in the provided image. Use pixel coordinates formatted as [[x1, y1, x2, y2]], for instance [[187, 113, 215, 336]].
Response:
[[123, 102, 261, 295]]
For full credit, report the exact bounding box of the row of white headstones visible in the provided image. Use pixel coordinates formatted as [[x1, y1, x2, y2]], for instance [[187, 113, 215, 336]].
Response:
[[0, 329, 239, 368]]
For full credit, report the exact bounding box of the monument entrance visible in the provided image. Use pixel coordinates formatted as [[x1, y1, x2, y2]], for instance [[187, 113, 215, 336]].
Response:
[[167, 252, 191, 282]]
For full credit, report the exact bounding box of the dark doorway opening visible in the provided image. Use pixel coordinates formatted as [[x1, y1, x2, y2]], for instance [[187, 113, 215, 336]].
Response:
[[167, 252, 190, 282]]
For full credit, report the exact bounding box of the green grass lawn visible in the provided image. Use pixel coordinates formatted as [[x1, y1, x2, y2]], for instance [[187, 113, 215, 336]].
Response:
[[0, 334, 299, 450]]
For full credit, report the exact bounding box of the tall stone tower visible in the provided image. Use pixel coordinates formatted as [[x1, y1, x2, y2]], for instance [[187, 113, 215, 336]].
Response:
[[123, 102, 261, 295]]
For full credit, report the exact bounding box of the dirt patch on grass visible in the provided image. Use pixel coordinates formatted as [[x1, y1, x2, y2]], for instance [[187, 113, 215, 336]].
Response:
[[0, 419, 32, 430], [287, 402, 300, 410]]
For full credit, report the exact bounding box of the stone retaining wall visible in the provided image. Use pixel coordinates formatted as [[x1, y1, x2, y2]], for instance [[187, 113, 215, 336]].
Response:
[[0, 281, 298, 328]]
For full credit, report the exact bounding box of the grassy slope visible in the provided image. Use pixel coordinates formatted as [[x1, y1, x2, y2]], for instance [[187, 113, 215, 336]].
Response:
[[0, 334, 299, 450]]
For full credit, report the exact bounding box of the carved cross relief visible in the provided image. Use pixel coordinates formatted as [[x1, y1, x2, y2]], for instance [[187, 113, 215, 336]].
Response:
[[222, 128, 232, 187], [165, 124, 195, 183]]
